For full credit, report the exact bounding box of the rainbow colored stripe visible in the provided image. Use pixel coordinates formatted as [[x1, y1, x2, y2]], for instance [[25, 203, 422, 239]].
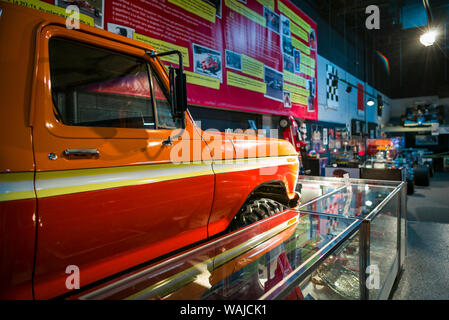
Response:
[[376, 50, 390, 75]]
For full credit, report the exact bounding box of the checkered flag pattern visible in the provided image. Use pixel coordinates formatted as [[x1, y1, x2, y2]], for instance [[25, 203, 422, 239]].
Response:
[[326, 64, 339, 109]]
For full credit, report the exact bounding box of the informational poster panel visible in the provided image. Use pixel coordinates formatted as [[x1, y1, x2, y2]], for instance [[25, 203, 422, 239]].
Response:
[[6, 0, 318, 120], [357, 82, 365, 117]]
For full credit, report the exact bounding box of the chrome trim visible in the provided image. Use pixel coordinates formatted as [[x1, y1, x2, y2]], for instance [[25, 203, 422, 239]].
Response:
[[359, 219, 370, 300], [64, 148, 99, 155], [364, 181, 405, 221], [298, 209, 359, 221]]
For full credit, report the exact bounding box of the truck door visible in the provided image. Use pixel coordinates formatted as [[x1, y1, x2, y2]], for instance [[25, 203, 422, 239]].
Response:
[[32, 25, 214, 299]]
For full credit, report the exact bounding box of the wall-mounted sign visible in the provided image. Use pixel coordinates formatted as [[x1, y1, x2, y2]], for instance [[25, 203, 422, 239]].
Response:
[[357, 83, 365, 117], [9, 0, 318, 120]]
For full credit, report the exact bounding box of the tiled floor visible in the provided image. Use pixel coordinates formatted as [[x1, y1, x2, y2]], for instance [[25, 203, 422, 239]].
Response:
[[392, 172, 449, 300]]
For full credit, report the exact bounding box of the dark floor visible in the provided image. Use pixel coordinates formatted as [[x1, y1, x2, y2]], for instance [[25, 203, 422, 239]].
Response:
[[392, 172, 449, 300]]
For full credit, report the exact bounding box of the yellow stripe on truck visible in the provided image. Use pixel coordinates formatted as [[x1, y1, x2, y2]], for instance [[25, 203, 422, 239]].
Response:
[[0, 156, 297, 201], [0, 172, 35, 202], [36, 169, 214, 198]]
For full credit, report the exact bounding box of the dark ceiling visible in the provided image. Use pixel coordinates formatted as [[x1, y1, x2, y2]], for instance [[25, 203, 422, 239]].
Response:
[[301, 0, 449, 99]]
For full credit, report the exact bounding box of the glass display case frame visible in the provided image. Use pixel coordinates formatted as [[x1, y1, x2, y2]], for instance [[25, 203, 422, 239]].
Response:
[[262, 176, 407, 300], [72, 176, 406, 301]]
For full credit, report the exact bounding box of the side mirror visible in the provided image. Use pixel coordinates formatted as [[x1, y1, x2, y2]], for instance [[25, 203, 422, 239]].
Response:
[[169, 65, 187, 127], [148, 50, 187, 128]]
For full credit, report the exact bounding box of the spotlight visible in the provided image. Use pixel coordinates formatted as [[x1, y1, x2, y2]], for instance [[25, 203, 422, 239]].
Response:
[[367, 99, 375, 107], [346, 86, 352, 93], [420, 29, 437, 46]]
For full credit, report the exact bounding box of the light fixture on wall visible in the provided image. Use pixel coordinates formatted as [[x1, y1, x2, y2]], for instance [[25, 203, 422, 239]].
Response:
[[346, 86, 352, 93], [367, 99, 375, 107]]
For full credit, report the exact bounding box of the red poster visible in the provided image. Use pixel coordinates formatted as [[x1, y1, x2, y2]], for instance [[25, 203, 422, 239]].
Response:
[[13, 0, 318, 120], [357, 82, 365, 116]]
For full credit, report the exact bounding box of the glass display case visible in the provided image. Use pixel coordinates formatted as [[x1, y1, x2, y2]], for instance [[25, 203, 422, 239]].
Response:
[[73, 176, 406, 301]]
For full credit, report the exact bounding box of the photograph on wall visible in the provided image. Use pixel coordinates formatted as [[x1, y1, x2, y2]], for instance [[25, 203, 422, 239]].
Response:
[[205, 0, 222, 18], [56, 0, 104, 28], [307, 95, 315, 112], [282, 35, 294, 56], [309, 29, 317, 50], [193, 43, 223, 82], [312, 125, 321, 142], [283, 53, 294, 73], [264, 6, 280, 34], [281, 14, 291, 37], [294, 49, 301, 73], [264, 66, 283, 102], [328, 128, 335, 148], [355, 120, 361, 135], [308, 78, 316, 98], [312, 125, 322, 152], [225, 50, 242, 71], [283, 91, 292, 108], [107, 23, 135, 39]]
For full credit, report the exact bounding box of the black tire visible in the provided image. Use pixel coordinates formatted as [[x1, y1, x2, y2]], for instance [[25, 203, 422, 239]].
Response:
[[228, 198, 287, 232], [414, 165, 430, 186]]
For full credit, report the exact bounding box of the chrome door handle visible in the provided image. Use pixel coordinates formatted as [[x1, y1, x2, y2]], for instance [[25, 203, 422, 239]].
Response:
[[63, 149, 100, 159], [162, 136, 173, 146]]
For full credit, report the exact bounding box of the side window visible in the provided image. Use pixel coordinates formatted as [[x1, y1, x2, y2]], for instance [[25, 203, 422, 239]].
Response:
[[150, 72, 178, 129], [49, 38, 155, 129]]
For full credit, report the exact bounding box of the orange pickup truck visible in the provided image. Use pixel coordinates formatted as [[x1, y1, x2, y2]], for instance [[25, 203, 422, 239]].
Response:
[[0, 2, 299, 299]]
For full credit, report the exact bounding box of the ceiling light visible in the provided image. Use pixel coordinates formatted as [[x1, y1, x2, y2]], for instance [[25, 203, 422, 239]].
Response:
[[420, 29, 437, 46]]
